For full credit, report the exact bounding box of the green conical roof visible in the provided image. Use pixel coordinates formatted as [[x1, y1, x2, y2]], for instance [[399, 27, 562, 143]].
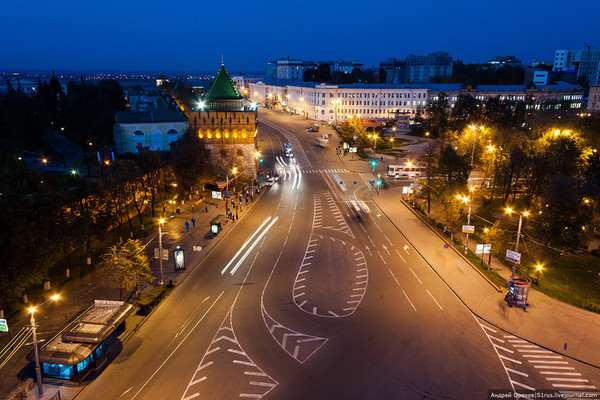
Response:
[[205, 64, 242, 101]]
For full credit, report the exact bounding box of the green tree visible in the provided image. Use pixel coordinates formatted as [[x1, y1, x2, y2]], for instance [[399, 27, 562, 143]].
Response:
[[427, 91, 449, 138], [437, 143, 471, 193], [101, 239, 152, 299], [172, 130, 212, 193]]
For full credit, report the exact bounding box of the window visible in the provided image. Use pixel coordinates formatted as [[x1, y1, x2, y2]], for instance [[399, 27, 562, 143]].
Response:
[[133, 130, 144, 136], [167, 129, 179, 135], [43, 363, 74, 380]]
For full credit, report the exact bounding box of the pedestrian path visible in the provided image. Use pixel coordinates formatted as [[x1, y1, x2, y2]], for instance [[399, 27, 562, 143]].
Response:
[[262, 168, 351, 175]]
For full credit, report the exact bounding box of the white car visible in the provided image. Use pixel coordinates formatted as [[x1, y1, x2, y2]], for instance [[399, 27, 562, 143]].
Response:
[[266, 177, 275, 186]]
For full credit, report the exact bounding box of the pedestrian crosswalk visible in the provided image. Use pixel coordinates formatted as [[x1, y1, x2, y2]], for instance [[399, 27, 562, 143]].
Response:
[[262, 168, 351, 175]]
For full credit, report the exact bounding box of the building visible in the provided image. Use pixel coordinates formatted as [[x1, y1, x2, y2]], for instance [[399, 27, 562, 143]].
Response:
[[380, 52, 453, 84], [248, 79, 585, 123], [265, 59, 364, 80], [188, 64, 258, 179], [588, 85, 600, 112], [553, 47, 600, 85], [114, 89, 188, 154], [30, 300, 133, 382], [488, 55, 523, 69]]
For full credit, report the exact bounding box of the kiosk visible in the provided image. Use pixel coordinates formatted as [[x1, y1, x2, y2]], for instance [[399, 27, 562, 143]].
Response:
[[504, 276, 532, 310], [210, 214, 226, 235]]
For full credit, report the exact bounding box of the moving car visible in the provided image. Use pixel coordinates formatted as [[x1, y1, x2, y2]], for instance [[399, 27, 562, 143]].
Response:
[[266, 177, 275, 186]]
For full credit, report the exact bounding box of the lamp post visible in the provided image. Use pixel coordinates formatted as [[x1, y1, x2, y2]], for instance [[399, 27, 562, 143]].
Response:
[[226, 167, 237, 222], [536, 264, 542, 285], [30, 294, 59, 399], [158, 218, 165, 285], [457, 188, 474, 256], [506, 208, 529, 280]]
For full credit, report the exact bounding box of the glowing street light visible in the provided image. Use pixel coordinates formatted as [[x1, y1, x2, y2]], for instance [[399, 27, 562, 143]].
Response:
[[536, 264, 543, 285], [457, 188, 475, 255], [506, 208, 529, 279], [158, 218, 165, 285], [226, 168, 237, 222], [30, 294, 59, 399]]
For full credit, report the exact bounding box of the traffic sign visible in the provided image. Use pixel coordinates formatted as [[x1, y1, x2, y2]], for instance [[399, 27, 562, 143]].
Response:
[[349, 147, 357, 153], [154, 248, 169, 260], [505, 249, 521, 264], [0, 319, 8, 332], [212, 191, 222, 199], [462, 225, 475, 233]]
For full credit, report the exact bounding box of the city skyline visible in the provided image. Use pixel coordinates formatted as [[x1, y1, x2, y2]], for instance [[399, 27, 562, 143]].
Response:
[[1, 0, 600, 72]]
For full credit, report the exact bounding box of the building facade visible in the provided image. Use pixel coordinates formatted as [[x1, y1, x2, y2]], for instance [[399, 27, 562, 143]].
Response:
[[554, 47, 600, 85], [248, 79, 585, 122], [188, 64, 258, 178], [265, 59, 364, 80], [588, 85, 600, 112], [380, 52, 453, 84]]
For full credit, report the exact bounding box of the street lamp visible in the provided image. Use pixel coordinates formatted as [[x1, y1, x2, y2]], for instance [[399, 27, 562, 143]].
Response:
[[457, 188, 475, 256], [536, 264, 543, 285], [506, 208, 529, 280], [367, 134, 378, 152], [30, 294, 59, 399], [158, 218, 165, 285], [469, 125, 484, 166], [226, 167, 237, 222]]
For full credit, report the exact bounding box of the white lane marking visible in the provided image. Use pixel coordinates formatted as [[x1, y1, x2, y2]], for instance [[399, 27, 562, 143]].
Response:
[[489, 336, 505, 343], [518, 349, 554, 353], [388, 269, 400, 285], [182, 393, 200, 400], [230, 217, 279, 275], [506, 368, 528, 377], [377, 250, 387, 264], [403, 245, 410, 254], [408, 267, 422, 284], [480, 324, 497, 333], [523, 355, 563, 359], [382, 245, 390, 255], [425, 289, 443, 310], [383, 234, 393, 246], [499, 355, 522, 364], [540, 372, 581, 376], [511, 380, 535, 391], [367, 236, 375, 247], [534, 365, 574, 370], [395, 249, 406, 263], [299, 300, 307, 307], [402, 290, 417, 312], [131, 293, 224, 400], [493, 344, 514, 354], [552, 384, 597, 389], [221, 217, 272, 274], [245, 371, 268, 376], [546, 378, 590, 382]]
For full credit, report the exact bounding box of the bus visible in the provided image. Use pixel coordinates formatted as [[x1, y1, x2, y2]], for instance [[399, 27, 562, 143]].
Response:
[[387, 164, 425, 179]]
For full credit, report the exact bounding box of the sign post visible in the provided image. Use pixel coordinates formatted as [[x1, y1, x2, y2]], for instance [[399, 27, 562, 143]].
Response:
[[505, 249, 521, 264], [0, 318, 8, 333]]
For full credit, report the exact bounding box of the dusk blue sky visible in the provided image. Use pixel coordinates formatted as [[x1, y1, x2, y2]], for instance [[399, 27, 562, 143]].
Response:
[[2, 0, 599, 73]]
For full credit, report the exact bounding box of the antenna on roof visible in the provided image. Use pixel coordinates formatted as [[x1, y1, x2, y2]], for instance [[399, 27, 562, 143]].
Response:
[[221, 55, 224, 65]]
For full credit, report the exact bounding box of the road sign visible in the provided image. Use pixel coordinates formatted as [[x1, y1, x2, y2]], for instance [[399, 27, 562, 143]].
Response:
[[409, 183, 421, 189], [223, 191, 231, 199], [349, 147, 357, 153], [212, 191, 222, 199], [505, 249, 521, 264], [462, 225, 475, 233], [0, 319, 8, 332], [483, 244, 492, 254], [154, 248, 169, 260]]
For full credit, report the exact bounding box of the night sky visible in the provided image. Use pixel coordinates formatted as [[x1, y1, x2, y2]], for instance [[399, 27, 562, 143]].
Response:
[[1, 0, 599, 73]]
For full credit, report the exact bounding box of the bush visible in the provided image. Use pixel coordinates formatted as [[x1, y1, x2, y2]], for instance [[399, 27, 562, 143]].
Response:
[[137, 285, 171, 316], [583, 300, 600, 314]]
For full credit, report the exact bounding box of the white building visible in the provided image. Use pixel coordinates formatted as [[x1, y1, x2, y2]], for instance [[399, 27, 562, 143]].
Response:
[[588, 85, 600, 112], [248, 79, 585, 122], [554, 47, 600, 85]]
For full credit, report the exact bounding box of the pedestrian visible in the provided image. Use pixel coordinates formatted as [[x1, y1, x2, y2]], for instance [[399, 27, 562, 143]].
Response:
[[381, 156, 383, 162], [191, 216, 196, 228], [185, 221, 190, 233], [205, 206, 208, 213]]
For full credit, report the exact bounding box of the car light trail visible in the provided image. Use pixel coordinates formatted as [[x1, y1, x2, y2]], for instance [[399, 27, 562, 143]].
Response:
[[230, 216, 279, 276], [221, 216, 272, 275]]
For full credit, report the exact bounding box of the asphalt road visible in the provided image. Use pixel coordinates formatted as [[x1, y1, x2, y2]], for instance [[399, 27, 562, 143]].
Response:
[[74, 109, 598, 400]]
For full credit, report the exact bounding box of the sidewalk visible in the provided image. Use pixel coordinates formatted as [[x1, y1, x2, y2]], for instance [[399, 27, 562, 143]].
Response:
[[373, 186, 600, 367], [0, 186, 265, 399]]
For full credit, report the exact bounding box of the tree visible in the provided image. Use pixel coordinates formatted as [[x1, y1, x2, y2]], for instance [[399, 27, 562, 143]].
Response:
[[101, 239, 152, 299], [532, 176, 592, 250], [437, 143, 472, 193], [421, 140, 439, 216], [316, 63, 331, 83], [427, 91, 449, 138], [172, 131, 212, 193], [378, 67, 387, 83]]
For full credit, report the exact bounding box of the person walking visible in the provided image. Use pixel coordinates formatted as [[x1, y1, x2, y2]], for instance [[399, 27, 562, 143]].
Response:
[[191, 216, 196, 228], [185, 221, 190, 233]]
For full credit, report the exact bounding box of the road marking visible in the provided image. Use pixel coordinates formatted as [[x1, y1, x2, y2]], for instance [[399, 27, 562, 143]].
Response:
[[425, 289, 443, 310], [299, 300, 307, 307], [367, 236, 375, 247], [499, 355, 522, 364], [540, 372, 581, 376], [182, 393, 200, 400], [189, 376, 207, 386], [294, 285, 306, 290], [395, 249, 406, 263], [403, 245, 410, 254], [383, 234, 393, 246], [528, 360, 569, 364], [493, 344, 514, 353], [480, 324, 497, 333], [523, 355, 563, 359], [245, 371, 268, 376], [131, 292, 224, 400], [408, 267, 422, 284], [534, 366, 574, 370], [377, 250, 387, 264], [382, 245, 390, 255], [230, 217, 279, 275], [402, 290, 417, 312], [506, 368, 528, 377], [511, 380, 535, 391], [547, 378, 590, 382], [551, 384, 597, 389]]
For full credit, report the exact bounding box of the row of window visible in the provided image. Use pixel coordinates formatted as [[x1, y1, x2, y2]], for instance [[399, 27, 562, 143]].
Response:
[[132, 129, 179, 136], [198, 128, 249, 139]]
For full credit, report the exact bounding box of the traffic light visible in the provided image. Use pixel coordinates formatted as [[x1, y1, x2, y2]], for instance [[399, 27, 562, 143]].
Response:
[[371, 159, 377, 167], [376, 179, 382, 186], [259, 158, 264, 163]]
